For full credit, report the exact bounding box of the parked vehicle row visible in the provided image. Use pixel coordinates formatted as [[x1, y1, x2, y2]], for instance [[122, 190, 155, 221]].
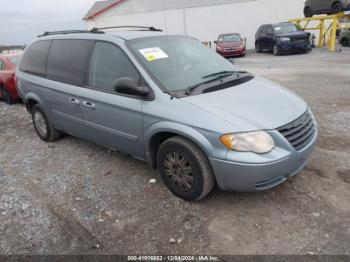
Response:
[[14, 28, 318, 201]]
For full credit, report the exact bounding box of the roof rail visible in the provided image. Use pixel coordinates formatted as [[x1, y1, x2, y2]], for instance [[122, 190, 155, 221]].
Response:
[[92, 26, 163, 32], [38, 29, 104, 38]]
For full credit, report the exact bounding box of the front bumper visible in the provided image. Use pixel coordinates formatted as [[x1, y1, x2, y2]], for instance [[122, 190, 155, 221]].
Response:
[[217, 49, 246, 57], [209, 128, 318, 192], [278, 41, 311, 54]]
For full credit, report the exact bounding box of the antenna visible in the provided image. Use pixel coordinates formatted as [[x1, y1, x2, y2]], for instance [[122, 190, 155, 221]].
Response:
[[162, 0, 168, 35]]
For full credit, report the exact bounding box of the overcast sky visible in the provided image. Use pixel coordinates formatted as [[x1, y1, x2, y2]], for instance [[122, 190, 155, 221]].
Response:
[[0, 0, 97, 45]]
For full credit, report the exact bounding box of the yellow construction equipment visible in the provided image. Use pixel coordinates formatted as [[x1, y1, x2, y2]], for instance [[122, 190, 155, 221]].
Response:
[[289, 12, 350, 52]]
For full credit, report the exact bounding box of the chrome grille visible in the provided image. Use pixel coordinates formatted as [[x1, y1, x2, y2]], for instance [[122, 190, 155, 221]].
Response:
[[278, 111, 316, 151]]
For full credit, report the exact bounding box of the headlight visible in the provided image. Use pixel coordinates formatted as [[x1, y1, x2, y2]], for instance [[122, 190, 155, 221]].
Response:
[[220, 131, 275, 154], [280, 37, 291, 42]]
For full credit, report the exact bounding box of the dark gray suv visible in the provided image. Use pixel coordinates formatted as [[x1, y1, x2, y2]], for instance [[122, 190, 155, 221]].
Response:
[[304, 0, 350, 17], [16, 28, 317, 201]]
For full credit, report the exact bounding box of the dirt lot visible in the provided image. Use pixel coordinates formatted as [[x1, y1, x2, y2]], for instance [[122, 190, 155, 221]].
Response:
[[0, 47, 349, 255]]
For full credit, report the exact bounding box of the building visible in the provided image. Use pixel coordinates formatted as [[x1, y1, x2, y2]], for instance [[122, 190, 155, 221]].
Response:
[[84, 0, 306, 49]]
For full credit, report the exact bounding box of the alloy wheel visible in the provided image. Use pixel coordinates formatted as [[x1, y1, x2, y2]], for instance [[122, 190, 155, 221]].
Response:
[[33, 111, 48, 137], [163, 152, 194, 192]]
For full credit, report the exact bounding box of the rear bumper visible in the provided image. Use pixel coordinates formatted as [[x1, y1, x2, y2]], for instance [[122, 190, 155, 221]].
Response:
[[210, 128, 318, 192]]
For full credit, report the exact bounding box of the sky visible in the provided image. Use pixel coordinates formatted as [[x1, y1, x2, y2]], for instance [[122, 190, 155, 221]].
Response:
[[0, 0, 97, 45]]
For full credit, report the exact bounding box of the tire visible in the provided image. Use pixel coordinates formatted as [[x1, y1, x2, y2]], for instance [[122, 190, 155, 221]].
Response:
[[331, 2, 343, 14], [157, 136, 215, 201], [304, 7, 313, 18], [31, 104, 61, 142], [0, 86, 14, 105], [341, 38, 349, 47], [273, 44, 280, 56], [255, 42, 262, 53]]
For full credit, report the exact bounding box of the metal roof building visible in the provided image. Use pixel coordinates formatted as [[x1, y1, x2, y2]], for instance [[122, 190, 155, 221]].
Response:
[[84, 0, 305, 49]]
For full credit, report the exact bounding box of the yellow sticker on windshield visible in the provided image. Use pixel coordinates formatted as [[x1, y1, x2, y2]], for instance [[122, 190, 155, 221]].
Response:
[[139, 47, 168, 61]]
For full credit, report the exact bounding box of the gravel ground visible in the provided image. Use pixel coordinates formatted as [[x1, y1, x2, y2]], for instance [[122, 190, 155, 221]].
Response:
[[0, 47, 349, 255]]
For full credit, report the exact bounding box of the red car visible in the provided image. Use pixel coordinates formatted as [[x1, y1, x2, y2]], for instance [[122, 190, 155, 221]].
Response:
[[215, 33, 246, 58], [0, 53, 22, 104]]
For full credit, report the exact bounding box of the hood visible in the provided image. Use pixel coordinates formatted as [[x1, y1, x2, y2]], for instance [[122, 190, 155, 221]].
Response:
[[182, 76, 307, 131], [277, 31, 310, 38], [217, 41, 243, 48]]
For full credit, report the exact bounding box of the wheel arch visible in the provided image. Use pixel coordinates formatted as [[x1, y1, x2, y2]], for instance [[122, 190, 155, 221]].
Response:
[[23, 93, 43, 112], [145, 122, 216, 168]]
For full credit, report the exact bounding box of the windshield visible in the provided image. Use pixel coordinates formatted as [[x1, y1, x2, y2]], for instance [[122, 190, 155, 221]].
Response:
[[9, 55, 21, 65], [273, 24, 300, 34], [128, 36, 237, 92], [218, 34, 241, 43]]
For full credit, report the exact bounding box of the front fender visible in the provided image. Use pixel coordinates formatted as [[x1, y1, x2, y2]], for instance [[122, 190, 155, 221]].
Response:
[[145, 121, 224, 161]]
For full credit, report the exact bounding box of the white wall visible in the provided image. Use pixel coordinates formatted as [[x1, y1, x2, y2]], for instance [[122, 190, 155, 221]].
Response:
[[86, 0, 306, 49]]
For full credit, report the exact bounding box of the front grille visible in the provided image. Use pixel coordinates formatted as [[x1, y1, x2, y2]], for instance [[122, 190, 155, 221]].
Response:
[[291, 36, 309, 44], [278, 111, 316, 151]]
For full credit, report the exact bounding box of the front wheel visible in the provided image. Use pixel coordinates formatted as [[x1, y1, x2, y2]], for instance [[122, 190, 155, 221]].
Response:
[[341, 38, 349, 47], [331, 2, 343, 14], [273, 44, 280, 56], [157, 136, 215, 201], [255, 42, 262, 53], [31, 104, 61, 142], [304, 7, 313, 18]]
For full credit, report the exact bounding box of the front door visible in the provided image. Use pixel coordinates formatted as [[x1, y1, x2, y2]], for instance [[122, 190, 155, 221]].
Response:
[[81, 41, 144, 159], [266, 26, 275, 50]]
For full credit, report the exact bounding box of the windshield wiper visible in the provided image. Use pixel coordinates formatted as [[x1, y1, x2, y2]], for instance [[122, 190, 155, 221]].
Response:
[[202, 70, 247, 79], [185, 70, 248, 95]]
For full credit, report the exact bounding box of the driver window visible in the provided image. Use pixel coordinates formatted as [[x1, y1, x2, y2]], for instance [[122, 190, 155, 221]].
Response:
[[88, 42, 140, 93]]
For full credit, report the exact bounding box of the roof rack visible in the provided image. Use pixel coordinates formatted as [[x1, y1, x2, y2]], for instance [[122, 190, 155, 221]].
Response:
[[92, 26, 163, 32], [38, 29, 104, 38]]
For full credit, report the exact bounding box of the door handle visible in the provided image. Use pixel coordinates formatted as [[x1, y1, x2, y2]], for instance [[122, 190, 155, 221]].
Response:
[[69, 98, 80, 105], [82, 101, 96, 109]]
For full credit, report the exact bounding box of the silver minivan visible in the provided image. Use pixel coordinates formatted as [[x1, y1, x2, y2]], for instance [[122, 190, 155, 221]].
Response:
[[17, 28, 318, 201]]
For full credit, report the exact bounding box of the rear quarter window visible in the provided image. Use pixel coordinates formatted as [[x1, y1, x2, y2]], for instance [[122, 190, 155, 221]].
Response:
[[46, 39, 93, 87], [19, 40, 52, 76]]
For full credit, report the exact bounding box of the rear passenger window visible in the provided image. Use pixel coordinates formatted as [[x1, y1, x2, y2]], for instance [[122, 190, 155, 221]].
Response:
[[47, 40, 93, 87], [88, 42, 140, 93], [19, 40, 51, 76]]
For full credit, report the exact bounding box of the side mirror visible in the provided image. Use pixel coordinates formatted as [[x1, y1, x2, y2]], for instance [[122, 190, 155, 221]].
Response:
[[114, 77, 149, 97]]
